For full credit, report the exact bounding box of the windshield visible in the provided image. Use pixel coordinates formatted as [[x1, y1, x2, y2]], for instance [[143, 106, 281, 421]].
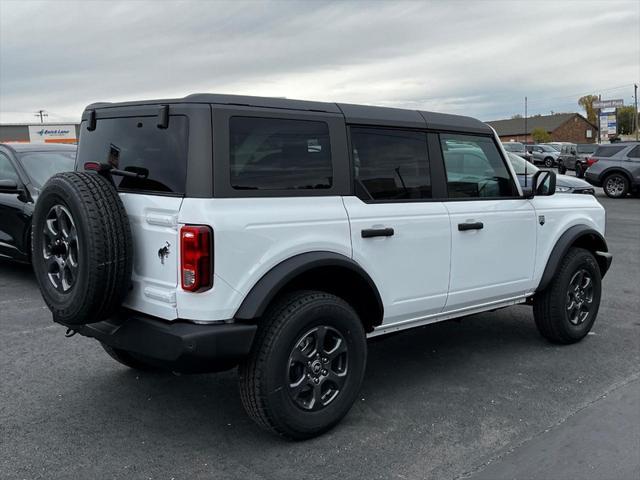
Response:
[[541, 145, 557, 152], [507, 152, 539, 175], [18, 151, 76, 187], [503, 142, 525, 153]]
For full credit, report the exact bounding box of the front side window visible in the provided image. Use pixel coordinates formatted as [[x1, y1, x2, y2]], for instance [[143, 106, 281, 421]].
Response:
[[350, 127, 431, 200], [0, 153, 19, 182], [441, 134, 516, 198], [229, 117, 332, 190], [627, 145, 640, 158]]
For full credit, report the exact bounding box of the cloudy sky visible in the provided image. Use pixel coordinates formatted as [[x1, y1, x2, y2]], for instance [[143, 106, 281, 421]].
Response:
[[0, 0, 638, 124]]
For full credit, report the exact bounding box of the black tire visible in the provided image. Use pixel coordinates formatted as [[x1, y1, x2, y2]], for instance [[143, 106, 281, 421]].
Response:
[[101, 343, 164, 372], [602, 173, 629, 198], [558, 162, 567, 175], [533, 247, 602, 344], [238, 290, 367, 439], [544, 157, 554, 168], [31, 172, 133, 325], [575, 163, 584, 178]]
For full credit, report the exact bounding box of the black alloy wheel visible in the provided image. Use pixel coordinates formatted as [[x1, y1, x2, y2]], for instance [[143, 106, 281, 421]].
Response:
[[287, 325, 349, 411]]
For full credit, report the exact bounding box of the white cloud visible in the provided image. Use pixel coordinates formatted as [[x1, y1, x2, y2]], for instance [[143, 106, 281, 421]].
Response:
[[0, 0, 638, 123]]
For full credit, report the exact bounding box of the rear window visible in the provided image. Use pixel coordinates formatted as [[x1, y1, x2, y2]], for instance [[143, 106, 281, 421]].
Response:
[[503, 142, 524, 153], [577, 144, 596, 154], [593, 145, 624, 157], [77, 115, 188, 194], [229, 116, 332, 190]]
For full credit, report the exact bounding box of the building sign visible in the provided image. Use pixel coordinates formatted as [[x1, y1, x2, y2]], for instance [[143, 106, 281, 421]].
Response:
[[28, 125, 76, 143], [599, 108, 617, 137], [593, 99, 624, 109]]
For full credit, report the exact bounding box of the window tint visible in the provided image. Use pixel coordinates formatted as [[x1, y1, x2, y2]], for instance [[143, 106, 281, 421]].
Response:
[[350, 127, 431, 200], [627, 145, 640, 158], [0, 153, 19, 182], [577, 144, 596, 154], [441, 134, 516, 198], [77, 115, 188, 194], [594, 145, 624, 157], [229, 117, 332, 190]]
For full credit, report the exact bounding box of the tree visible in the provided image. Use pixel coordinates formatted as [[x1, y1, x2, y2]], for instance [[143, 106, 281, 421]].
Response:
[[578, 94, 598, 125], [511, 114, 522, 119], [532, 127, 552, 143], [617, 106, 636, 134]]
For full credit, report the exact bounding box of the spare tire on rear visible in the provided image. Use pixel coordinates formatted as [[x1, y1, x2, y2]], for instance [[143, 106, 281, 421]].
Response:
[[32, 171, 133, 325]]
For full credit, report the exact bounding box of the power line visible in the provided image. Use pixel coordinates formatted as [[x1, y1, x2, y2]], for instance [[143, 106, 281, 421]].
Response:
[[34, 109, 48, 123]]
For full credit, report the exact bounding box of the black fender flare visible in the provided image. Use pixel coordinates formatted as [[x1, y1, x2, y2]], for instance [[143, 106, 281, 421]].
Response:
[[234, 251, 383, 322], [537, 225, 611, 292]]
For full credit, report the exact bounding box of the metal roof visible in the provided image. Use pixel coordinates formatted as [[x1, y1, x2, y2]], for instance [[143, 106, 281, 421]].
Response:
[[487, 113, 594, 136], [85, 93, 491, 133]]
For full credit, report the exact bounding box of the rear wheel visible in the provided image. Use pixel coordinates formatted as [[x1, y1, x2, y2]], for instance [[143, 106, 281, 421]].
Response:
[[533, 247, 602, 344], [238, 290, 367, 439], [603, 173, 629, 198]]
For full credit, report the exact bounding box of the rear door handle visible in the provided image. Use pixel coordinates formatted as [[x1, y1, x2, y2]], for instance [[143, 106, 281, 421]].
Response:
[[458, 222, 484, 231], [361, 227, 394, 238]]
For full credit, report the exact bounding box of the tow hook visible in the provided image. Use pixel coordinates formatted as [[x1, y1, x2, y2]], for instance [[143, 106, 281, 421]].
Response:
[[65, 328, 77, 338]]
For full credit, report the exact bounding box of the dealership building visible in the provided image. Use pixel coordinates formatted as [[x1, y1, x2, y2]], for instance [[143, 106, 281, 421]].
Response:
[[0, 123, 80, 144]]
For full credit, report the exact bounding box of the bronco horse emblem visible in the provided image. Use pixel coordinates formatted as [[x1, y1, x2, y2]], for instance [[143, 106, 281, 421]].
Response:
[[157, 241, 171, 265]]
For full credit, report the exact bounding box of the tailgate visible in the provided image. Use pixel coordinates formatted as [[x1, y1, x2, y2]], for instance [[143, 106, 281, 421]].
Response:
[[119, 193, 183, 320]]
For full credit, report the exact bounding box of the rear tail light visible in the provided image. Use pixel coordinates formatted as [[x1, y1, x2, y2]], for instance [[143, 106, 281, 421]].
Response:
[[180, 225, 212, 292], [586, 157, 598, 166]]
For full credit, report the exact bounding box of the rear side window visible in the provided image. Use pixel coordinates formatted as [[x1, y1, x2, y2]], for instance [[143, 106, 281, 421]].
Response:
[[350, 127, 431, 200], [77, 116, 188, 194], [577, 144, 596, 154], [441, 134, 516, 198], [229, 117, 332, 190], [594, 145, 624, 157]]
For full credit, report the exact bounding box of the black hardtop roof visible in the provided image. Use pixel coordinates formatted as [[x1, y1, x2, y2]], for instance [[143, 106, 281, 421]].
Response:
[[0, 143, 77, 153], [84, 93, 492, 134]]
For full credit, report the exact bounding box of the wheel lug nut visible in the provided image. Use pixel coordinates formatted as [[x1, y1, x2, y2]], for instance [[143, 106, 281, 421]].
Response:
[[322, 369, 327, 375], [313, 378, 319, 384], [322, 357, 328, 363]]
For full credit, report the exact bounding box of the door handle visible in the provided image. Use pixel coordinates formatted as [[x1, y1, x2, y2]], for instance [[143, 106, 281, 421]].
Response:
[[458, 222, 484, 231], [361, 227, 394, 238]]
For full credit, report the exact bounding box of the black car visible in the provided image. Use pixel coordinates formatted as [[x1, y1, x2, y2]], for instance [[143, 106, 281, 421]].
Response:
[[0, 143, 76, 262]]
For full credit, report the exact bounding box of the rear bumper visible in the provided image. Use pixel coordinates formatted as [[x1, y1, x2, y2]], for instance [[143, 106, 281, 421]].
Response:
[[65, 311, 257, 373], [584, 172, 601, 187]]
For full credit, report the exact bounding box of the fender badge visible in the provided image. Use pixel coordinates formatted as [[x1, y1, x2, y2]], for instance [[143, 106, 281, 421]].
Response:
[[158, 241, 171, 265], [538, 215, 546, 226]]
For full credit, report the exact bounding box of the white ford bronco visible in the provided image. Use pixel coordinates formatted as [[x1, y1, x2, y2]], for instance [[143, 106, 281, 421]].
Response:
[[31, 94, 612, 439]]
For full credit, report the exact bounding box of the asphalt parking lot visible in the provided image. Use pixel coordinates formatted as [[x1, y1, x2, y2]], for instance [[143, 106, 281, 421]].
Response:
[[1, 190, 639, 480]]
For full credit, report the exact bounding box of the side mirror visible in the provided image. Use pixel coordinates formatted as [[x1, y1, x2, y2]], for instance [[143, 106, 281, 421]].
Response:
[[532, 170, 556, 196], [0, 179, 20, 193]]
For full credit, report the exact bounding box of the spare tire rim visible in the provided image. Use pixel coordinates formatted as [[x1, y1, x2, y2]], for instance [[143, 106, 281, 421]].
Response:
[[42, 205, 79, 293], [605, 176, 624, 196], [287, 325, 349, 411], [566, 268, 594, 325]]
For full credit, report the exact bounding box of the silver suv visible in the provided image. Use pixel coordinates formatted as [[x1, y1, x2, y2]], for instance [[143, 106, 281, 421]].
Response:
[[526, 144, 560, 168], [584, 142, 640, 198]]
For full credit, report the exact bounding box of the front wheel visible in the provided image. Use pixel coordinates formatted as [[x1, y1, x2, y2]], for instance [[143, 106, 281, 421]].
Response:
[[544, 157, 554, 168], [238, 291, 367, 439], [533, 247, 602, 344], [558, 162, 567, 174], [575, 163, 584, 178], [603, 173, 629, 198]]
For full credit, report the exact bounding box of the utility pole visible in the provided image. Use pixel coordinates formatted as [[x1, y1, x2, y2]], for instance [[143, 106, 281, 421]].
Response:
[[34, 110, 48, 123], [635, 83, 638, 141]]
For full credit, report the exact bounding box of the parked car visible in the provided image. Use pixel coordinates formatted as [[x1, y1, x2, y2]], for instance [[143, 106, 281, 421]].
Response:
[[502, 141, 533, 162], [526, 144, 560, 167], [506, 152, 595, 194], [584, 142, 640, 198], [0, 143, 76, 262], [30, 94, 612, 439], [557, 143, 597, 177]]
